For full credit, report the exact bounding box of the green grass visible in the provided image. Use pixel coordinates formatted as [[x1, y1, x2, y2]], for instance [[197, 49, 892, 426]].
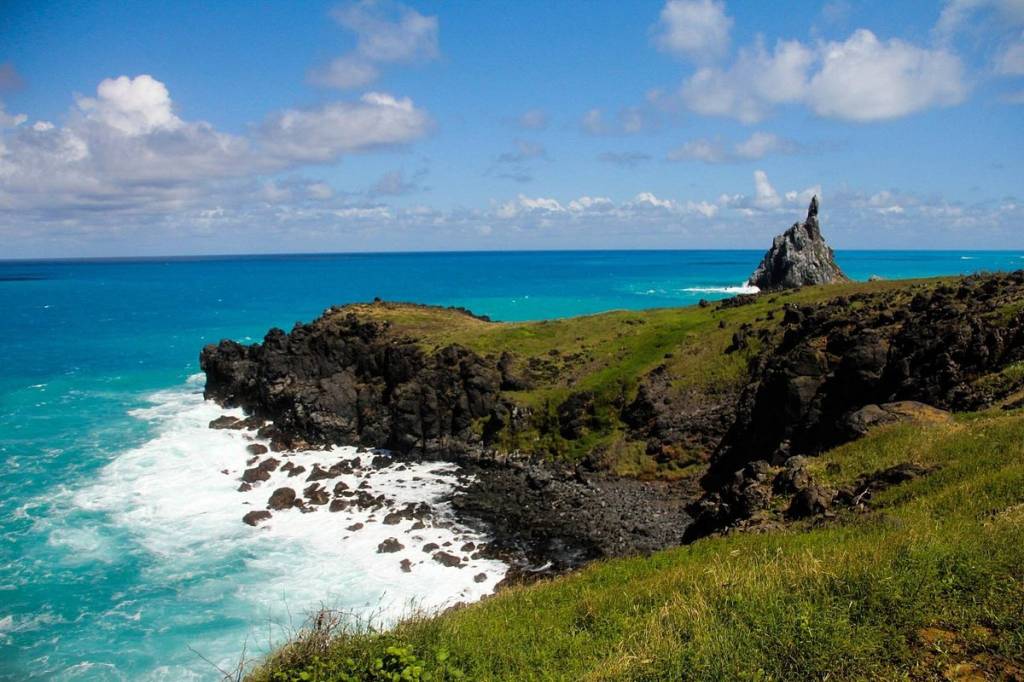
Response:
[[249, 406, 1024, 681], [340, 278, 950, 471]]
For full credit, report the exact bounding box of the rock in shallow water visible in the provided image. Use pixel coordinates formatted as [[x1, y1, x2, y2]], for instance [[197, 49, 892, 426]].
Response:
[[377, 538, 404, 553], [242, 510, 271, 526]]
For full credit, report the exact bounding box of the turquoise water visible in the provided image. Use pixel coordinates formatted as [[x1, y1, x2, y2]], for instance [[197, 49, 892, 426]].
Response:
[[1, 250, 1023, 680]]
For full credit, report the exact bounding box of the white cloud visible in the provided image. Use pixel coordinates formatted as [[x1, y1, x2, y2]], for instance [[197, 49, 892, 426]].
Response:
[[310, 0, 439, 90], [0, 76, 431, 217], [680, 30, 966, 123], [581, 108, 607, 135], [309, 56, 380, 90], [259, 92, 431, 163], [753, 170, 781, 209], [496, 194, 564, 218], [667, 131, 798, 163], [76, 75, 182, 135], [0, 103, 26, 128], [516, 108, 549, 130], [667, 138, 727, 163], [652, 0, 733, 60], [568, 196, 614, 212], [681, 38, 814, 123], [996, 34, 1024, 74], [807, 30, 966, 121], [579, 106, 658, 135], [734, 131, 796, 159], [936, 0, 1024, 39], [307, 182, 334, 200]]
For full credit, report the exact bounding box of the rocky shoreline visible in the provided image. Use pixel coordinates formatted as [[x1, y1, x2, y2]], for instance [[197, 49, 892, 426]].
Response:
[[199, 201, 1024, 585], [200, 269, 1024, 584]]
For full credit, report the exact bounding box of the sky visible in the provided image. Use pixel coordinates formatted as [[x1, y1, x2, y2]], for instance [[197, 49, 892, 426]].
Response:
[[0, 0, 1022, 258]]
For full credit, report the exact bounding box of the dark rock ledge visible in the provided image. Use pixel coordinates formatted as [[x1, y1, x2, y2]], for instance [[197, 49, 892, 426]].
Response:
[[200, 307, 695, 577], [201, 270, 1024, 577]]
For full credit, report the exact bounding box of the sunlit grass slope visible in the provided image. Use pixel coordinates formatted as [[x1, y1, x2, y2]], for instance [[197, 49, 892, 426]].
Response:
[[250, 404, 1024, 681]]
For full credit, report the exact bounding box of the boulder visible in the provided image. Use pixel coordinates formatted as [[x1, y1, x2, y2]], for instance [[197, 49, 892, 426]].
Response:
[[432, 551, 462, 567], [748, 197, 847, 291], [377, 538, 404, 553], [242, 510, 272, 526], [267, 487, 297, 510], [843, 401, 950, 439]]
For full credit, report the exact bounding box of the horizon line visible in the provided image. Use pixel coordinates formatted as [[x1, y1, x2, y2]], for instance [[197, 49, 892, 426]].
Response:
[[3, 246, 1024, 264]]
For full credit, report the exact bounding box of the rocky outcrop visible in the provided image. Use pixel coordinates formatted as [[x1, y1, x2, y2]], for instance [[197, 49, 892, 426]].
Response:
[[692, 271, 1024, 534], [200, 307, 502, 455], [748, 196, 847, 291]]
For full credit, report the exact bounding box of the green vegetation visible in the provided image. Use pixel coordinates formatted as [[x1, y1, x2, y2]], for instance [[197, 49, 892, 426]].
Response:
[[342, 278, 943, 472], [250, 274, 1024, 680], [250, 405, 1024, 681]]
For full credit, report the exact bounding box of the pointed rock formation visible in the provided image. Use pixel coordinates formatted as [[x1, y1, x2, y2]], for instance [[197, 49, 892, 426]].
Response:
[[748, 196, 847, 291]]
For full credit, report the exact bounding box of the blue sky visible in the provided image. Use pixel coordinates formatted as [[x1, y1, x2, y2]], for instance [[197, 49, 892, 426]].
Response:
[[0, 0, 1022, 257]]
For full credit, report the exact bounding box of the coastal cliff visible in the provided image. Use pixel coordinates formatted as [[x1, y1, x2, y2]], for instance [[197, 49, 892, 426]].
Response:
[[235, 271, 1024, 682], [202, 271, 1024, 573]]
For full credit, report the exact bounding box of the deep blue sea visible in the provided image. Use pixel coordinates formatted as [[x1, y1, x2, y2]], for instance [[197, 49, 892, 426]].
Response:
[[2, 250, 1023, 680]]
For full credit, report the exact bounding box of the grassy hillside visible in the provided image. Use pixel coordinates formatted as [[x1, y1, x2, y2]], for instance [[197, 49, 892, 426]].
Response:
[[245, 274, 1024, 681], [249, 405, 1024, 681], [338, 278, 941, 473]]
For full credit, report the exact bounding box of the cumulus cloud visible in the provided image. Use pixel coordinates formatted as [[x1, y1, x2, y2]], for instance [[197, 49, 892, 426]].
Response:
[[680, 30, 966, 123], [668, 131, 800, 163], [259, 92, 431, 162], [0, 75, 431, 216], [76, 75, 182, 135], [807, 30, 966, 121], [652, 0, 733, 60], [681, 38, 814, 123], [309, 0, 439, 89]]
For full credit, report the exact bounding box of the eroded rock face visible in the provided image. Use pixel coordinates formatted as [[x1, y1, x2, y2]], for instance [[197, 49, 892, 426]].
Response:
[[200, 309, 501, 455], [710, 272, 1024, 483], [748, 197, 847, 291]]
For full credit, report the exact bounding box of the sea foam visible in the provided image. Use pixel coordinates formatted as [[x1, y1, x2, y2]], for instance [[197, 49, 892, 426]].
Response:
[[682, 283, 760, 295], [62, 377, 506, 677]]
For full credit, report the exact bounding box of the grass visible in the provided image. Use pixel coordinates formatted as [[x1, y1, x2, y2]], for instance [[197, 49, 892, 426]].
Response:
[[338, 278, 949, 470], [248, 405, 1024, 681]]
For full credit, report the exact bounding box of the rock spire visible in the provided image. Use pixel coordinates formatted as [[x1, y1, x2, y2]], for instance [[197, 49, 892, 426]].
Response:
[[748, 196, 847, 291]]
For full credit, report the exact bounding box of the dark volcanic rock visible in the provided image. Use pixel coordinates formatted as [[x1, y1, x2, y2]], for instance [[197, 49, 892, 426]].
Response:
[[210, 415, 242, 429], [748, 197, 847, 291], [200, 307, 501, 455], [246, 443, 269, 456], [241, 458, 280, 484], [242, 510, 272, 526], [454, 463, 696, 573], [377, 538, 404, 553], [267, 487, 297, 510], [710, 272, 1024, 484], [432, 551, 462, 567]]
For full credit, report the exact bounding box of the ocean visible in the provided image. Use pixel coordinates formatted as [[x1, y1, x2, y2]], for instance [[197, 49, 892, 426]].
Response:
[[2, 249, 1023, 680]]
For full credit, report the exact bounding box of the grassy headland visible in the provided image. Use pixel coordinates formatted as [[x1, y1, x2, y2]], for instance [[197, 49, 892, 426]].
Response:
[[251, 405, 1024, 681], [240, 274, 1024, 680]]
